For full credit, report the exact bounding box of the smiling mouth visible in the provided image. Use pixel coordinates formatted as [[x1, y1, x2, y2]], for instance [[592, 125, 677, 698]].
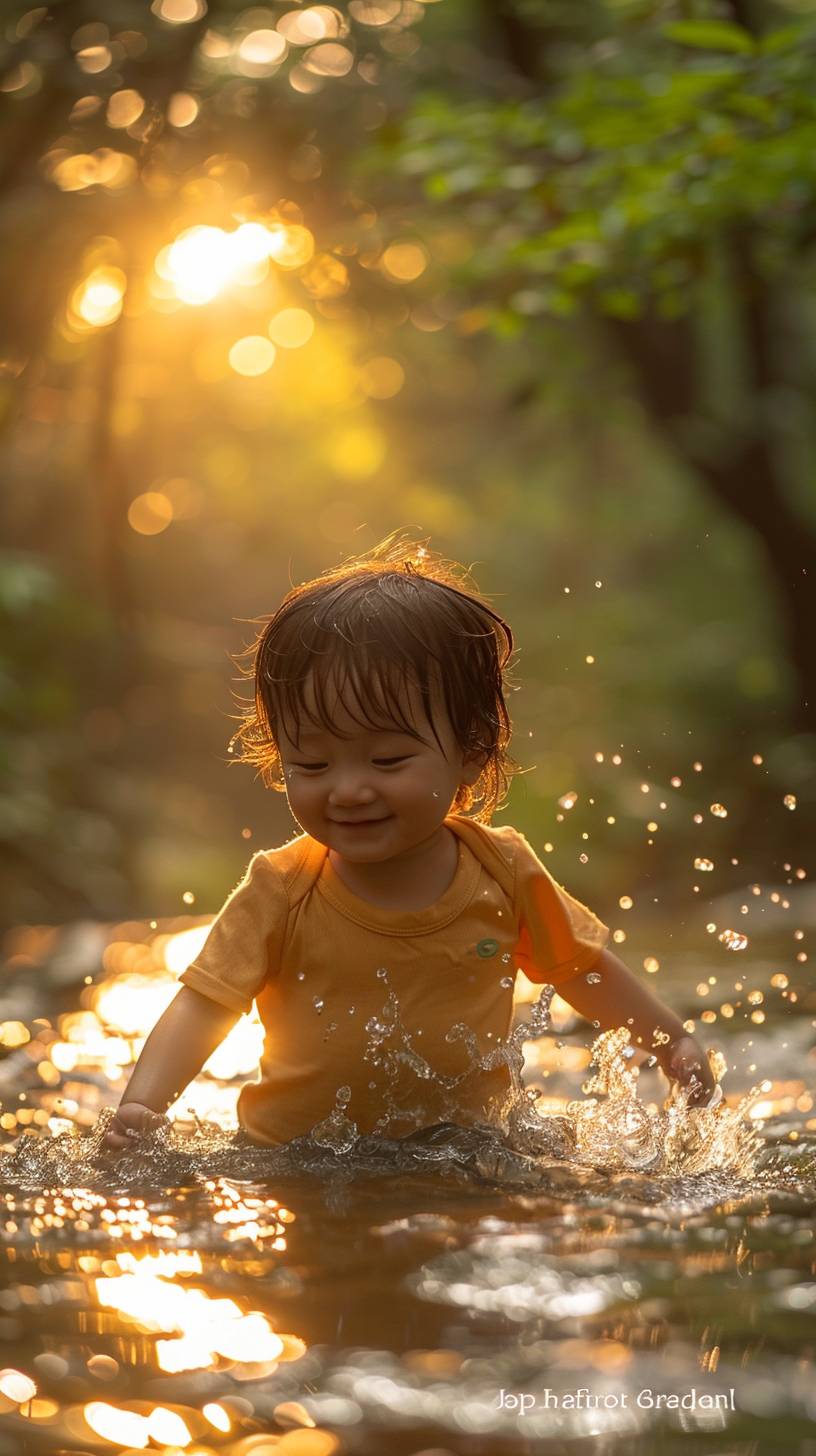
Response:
[[331, 817, 391, 826]]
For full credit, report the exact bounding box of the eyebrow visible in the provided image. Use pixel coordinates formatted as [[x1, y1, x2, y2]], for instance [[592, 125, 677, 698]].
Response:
[[295, 727, 421, 744]]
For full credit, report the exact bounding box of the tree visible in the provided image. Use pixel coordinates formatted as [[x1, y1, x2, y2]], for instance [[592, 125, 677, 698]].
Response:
[[364, 0, 816, 731]]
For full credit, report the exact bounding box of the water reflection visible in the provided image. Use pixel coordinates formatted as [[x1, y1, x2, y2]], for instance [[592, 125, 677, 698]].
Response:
[[0, 912, 814, 1451]]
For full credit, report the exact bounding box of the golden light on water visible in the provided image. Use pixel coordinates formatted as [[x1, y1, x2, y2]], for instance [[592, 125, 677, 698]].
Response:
[[161, 924, 212, 973], [92, 973, 179, 1038], [75, 45, 113, 74], [106, 88, 145, 128], [84, 1401, 148, 1446], [151, 0, 207, 22], [96, 1257, 286, 1370], [0, 61, 39, 94], [203, 1401, 231, 1432], [277, 7, 345, 44], [203, 1017, 265, 1079], [238, 28, 288, 67], [147, 1406, 193, 1444], [0, 1021, 29, 1048], [0, 1369, 37, 1404], [167, 90, 199, 126], [349, 0, 402, 22], [303, 42, 354, 77], [50, 148, 137, 193]]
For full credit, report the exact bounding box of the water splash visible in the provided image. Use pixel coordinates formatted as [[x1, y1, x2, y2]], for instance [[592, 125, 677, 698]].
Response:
[[0, 980, 796, 1206]]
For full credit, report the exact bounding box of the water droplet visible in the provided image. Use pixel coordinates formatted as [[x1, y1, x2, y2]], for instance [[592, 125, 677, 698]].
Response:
[[719, 928, 749, 951], [348, 1005, 355, 1014], [710, 803, 728, 818], [501, 951, 512, 963], [784, 794, 797, 810], [149, 920, 157, 930], [311, 1107, 358, 1154], [182, 890, 195, 905], [313, 997, 324, 1013], [694, 857, 714, 872], [296, 971, 306, 981], [500, 976, 513, 989], [586, 971, 602, 985], [376, 966, 388, 979], [558, 791, 578, 810], [619, 895, 633, 910], [643, 956, 660, 973]]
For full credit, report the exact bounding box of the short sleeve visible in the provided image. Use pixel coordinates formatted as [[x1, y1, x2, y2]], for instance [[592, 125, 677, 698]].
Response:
[[510, 829, 610, 987], [178, 852, 288, 1014]]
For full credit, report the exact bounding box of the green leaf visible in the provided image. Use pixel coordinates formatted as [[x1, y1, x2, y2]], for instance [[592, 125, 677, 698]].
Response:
[[663, 21, 755, 55], [761, 22, 816, 54]]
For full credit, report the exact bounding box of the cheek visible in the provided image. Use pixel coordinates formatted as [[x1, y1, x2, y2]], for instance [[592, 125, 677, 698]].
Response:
[[284, 772, 312, 800]]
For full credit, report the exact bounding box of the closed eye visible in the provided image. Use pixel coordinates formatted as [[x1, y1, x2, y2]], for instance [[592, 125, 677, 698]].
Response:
[[292, 756, 412, 769]]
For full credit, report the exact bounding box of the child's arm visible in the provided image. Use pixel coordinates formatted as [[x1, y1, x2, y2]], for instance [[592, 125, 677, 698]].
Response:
[[101, 986, 240, 1151], [557, 947, 717, 1105]]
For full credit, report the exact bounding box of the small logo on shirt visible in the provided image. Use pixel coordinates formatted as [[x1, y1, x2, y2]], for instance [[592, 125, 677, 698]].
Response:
[[476, 938, 500, 958]]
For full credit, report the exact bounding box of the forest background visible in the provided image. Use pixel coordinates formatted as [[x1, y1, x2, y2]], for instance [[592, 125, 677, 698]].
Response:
[[1, 0, 814, 991]]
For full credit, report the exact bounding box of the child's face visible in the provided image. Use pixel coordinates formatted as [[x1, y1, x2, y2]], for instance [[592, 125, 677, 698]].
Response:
[[277, 672, 483, 861]]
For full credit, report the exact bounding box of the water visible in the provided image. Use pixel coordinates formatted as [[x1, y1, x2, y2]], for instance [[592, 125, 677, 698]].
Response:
[[0, 916, 814, 1454]]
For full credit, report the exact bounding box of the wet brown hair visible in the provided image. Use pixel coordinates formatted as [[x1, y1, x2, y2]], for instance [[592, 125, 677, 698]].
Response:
[[230, 528, 523, 823]]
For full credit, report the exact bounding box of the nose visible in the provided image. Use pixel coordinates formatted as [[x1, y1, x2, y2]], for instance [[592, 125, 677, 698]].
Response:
[[326, 768, 378, 808]]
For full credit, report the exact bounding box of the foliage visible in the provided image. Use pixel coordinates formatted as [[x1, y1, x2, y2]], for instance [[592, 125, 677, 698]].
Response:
[[369, 10, 816, 322], [0, 0, 812, 925]]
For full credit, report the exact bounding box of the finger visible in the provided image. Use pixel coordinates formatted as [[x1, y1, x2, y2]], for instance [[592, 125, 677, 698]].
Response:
[[100, 1133, 130, 1151]]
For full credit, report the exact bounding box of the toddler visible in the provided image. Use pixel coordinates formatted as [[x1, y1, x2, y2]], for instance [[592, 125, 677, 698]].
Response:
[[102, 532, 716, 1152]]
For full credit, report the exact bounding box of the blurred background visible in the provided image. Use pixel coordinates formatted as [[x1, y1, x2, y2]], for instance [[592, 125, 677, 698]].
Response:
[[1, 0, 814, 959]]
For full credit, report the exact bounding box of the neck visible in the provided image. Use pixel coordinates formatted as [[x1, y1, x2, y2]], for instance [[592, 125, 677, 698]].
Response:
[[327, 823, 458, 907]]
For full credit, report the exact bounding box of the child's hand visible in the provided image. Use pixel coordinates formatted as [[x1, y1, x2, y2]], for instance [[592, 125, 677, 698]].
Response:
[[100, 1103, 167, 1153], [660, 1034, 719, 1108]]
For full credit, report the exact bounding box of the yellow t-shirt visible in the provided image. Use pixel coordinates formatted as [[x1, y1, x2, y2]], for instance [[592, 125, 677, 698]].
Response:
[[179, 814, 609, 1145]]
